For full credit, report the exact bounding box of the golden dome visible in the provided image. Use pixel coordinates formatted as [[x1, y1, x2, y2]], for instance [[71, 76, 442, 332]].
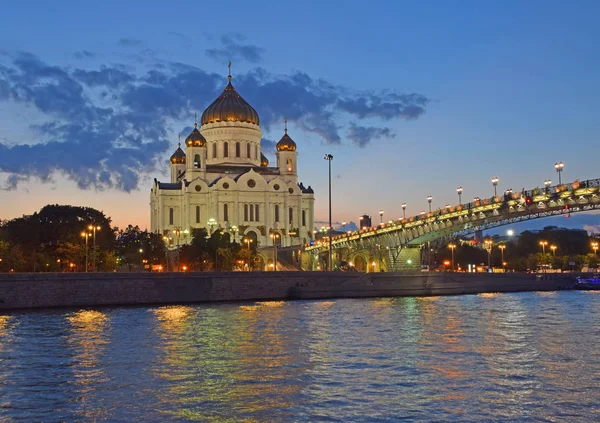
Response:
[[201, 75, 259, 126], [276, 123, 297, 152], [185, 123, 206, 147], [170, 144, 186, 164], [260, 153, 269, 167]]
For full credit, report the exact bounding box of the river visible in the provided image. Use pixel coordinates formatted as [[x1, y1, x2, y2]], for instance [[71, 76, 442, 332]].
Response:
[[0, 291, 598, 422]]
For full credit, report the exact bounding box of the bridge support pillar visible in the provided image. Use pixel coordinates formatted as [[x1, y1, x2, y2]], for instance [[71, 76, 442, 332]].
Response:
[[389, 246, 421, 272]]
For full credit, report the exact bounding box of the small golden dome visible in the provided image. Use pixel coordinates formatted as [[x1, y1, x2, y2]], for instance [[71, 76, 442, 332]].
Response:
[[260, 153, 269, 167], [201, 75, 260, 126], [185, 124, 206, 147], [276, 122, 297, 152], [170, 144, 186, 164]]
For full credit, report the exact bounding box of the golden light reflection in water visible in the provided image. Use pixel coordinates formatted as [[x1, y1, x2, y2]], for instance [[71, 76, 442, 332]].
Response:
[[478, 292, 500, 298], [66, 309, 110, 420], [151, 301, 307, 422], [0, 315, 11, 337]]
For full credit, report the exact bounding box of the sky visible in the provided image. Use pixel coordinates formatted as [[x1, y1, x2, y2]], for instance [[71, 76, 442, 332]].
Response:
[[0, 0, 599, 231]]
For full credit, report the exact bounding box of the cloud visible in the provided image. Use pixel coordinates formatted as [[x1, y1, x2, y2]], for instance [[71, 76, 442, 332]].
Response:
[[584, 224, 600, 234], [118, 38, 143, 47], [261, 138, 277, 155], [0, 46, 430, 191], [73, 50, 96, 60], [347, 124, 395, 147], [206, 33, 265, 64]]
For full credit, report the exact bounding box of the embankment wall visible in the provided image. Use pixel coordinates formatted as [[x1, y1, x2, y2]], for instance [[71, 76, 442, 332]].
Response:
[[0, 271, 577, 311]]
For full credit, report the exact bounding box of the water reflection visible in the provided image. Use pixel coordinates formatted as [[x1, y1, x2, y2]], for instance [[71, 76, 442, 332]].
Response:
[[0, 292, 598, 422], [65, 309, 110, 421]]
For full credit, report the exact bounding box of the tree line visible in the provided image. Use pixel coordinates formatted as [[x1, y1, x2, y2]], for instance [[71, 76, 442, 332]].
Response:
[[0, 205, 258, 273]]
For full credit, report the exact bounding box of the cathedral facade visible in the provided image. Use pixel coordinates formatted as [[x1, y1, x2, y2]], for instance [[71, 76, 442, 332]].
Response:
[[150, 72, 315, 249]]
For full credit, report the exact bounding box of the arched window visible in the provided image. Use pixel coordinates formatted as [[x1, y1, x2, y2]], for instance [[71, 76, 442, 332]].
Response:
[[196, 206, 200, 223], [255, 204, 259, 221], [236, 142, 241, 158], [194, 154, 200, 168], [169, 208, 174, 225], [302, 210, 306, 227], [275, 205, 280, 222], [250, 203, 254, 221], [244, 204, 249, 221], [212, 143, 217, 158], [224, 204, 229, 222], [224, 142, 229, 158], [246, 143, 251, 158], [286, 158, 293, 172], [289, 207, 293, 224]]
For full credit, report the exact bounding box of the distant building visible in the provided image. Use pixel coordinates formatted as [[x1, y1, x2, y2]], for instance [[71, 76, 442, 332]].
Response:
[[150, 71, 315, 248], [359, 215, 372, 229]]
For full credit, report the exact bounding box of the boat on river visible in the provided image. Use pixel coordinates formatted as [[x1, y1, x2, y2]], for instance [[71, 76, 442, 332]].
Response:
[[575, 275, 600, 290]]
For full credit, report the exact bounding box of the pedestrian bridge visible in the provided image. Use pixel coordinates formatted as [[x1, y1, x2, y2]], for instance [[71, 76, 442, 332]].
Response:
[[302, 178, 600, 271]]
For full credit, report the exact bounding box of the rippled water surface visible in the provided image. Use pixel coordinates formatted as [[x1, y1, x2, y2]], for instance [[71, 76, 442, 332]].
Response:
[[1, 291, 599, 422]]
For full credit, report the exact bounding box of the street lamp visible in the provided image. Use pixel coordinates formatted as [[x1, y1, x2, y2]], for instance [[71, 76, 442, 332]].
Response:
[[448, 243, 456, 272], [499, 244, 506, 267], [173, 227, 182, 272], [81, 232, 92, 272], [456, 187, 463, 204], [378, 210, 384, 224], [230, 225, 238, 242], [592, 241, 599, 256], [491, 177, 499, 197], [88, 225, 101, 272], [243, 237, 253, 251], [484, 239, 493, 269], [401, 203, 406, 219], [544, 180, 552, 194], [324, 153, 334, 271], [554, 162, 564, 185], [539, 240, 548, 254], [427, 195, 432, 213], [162, 236, 170, 272], [270, 232, 280, 271], [550, 245, 557, 257], [207, 218, 217, 234]]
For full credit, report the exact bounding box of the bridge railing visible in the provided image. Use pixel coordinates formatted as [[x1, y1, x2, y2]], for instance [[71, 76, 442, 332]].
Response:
[[305, 178, 600, 251]]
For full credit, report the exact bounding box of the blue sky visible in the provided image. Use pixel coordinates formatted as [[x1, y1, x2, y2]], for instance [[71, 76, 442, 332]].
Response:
[[0, 0, 599, 230]]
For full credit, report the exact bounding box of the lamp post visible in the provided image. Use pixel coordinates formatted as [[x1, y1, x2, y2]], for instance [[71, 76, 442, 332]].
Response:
[[457, 187, 463, 204], [324, 153, 333, 271], [484, 239, 493, 269], [592, 241, 599, 256], [378, 210, 384, 224], [88, 225, 101, 272], [427, 195, 432, 213], [554, 162, 564, 185], [550, 245, 557, 257], [544, 180, 552, 194], [81, 232, 92, 272], [491, 177, 499, 197], [230, 225, 238, 242], [243, 237, 253, 251], [208, 218, 217, 234], [173, 227, 181, 272], [499, 244, 506, 268], [539, 240, 548, 254], [401, 203, 406, 219], [448, 243, 456, 272], [270, 232, 280, 271], [162, 236, 170, 272]]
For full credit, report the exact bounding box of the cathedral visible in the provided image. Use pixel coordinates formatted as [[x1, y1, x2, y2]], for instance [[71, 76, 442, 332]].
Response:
[[150, 70, 315, 250]]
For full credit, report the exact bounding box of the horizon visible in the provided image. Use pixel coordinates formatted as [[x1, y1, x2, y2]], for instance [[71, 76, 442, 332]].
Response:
[[1, 1, 599, 232]]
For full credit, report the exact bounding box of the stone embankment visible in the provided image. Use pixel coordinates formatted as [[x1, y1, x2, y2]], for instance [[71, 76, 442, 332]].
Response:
[[0, 271, 578, 311]]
